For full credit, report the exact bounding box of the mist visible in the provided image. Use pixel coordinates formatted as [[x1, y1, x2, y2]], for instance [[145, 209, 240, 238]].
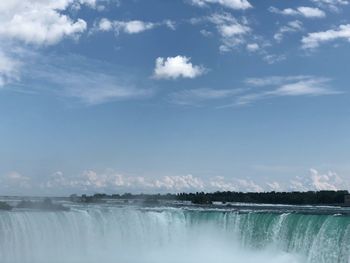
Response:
[[1, 203, 349, 263]]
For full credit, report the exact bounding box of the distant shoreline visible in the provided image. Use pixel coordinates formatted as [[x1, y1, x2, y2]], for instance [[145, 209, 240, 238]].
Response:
[[69, 190, 350, 206], [1, 190, 349, 207]]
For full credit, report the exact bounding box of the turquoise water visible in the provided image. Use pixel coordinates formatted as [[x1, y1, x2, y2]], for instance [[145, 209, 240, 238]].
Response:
[[0, 202, 349, 263]]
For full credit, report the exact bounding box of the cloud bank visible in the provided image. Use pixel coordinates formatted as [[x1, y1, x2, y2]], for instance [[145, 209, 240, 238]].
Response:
[[1, 169, 348, 195]]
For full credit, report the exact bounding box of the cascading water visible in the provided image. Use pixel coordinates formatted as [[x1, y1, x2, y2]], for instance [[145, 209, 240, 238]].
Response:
[[0, 203, 349, 263]]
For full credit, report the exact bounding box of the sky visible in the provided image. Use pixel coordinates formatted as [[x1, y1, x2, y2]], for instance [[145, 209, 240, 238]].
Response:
[[0, 0, 350, 195]]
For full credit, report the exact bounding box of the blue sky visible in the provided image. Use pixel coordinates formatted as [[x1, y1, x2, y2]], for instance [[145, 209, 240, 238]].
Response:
[[0, 0, 350, 195]]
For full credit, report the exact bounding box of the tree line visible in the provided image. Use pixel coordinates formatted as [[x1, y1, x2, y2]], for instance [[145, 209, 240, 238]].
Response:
[[71, 190, 349, 205], [177, 190, 349, 205]]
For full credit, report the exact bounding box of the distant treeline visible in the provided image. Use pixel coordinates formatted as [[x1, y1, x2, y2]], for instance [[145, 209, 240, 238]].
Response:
[[71, 190, 349, 205], [177, 190, 349, 205]]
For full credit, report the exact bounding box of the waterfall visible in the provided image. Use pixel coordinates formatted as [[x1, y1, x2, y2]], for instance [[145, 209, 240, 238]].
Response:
[[0, 205, 349, 263]]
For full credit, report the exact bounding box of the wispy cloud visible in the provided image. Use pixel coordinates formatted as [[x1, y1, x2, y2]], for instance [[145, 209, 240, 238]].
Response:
[[189, 12, 287, 64], [200, 29, 213, 37], [311, 0, 348, 12], [245, 75, 311, 87], [208, 13, 252, 52], [170, 75, 339, 107], [194, 13, 284, 63], [16, 53, 153, 105], [0, 171, 31, 190], [236, 75, 339, 105], [0, 50, 21, 87], [269, 78, 336, 96], [302, 24, 350, 49], [274, 20, 303, 43], [170, 88, 243, 105], [262, 54, 286, 64]]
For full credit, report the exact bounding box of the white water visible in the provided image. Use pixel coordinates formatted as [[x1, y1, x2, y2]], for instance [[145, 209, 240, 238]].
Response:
[[0, 204, 349, 263]]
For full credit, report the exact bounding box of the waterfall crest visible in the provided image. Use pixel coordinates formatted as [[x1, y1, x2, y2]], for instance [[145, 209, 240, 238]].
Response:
[[1, 205, 349, 263]]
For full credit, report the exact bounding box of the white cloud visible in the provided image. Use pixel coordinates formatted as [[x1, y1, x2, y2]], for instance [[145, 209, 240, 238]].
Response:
[[289, 177, 310, 192], [311, 0, 348, 12], [73, 0, 120, 11], [98, 18, 113, 31], [288, 20, 303, 30], [200, 29, 213, 37], [189, 0, 252, 10], [192, 13, 268, 55], [153, 56, 206, 80], [266, 182, 283, 192], [236, 179, 264, 192], [219, 23, 251, 37], [270, 78, 336, 96], [209, 176, 237, 191], [95, 18, 175, 35], [0, 0, 105, 88], [208, 13, 252, 51], [297, 6, 326, 18], [245, 75, 312, 87], [269, 7, 300, 16], [262, 54, 286, 64], [196, 13, 283, 62], [114, 20, 156, 34], [269, 6, 326, 18], [43, 171, 79, 188], [301, 24, 350, 49], [246, 43, 259, 52], [236, 75, 339, 105], [41, 170, 206, 192], [97, 19, 155, 34], [37, 171, 264, 193], [2, 168, 349, 194], [155, 175, 205, 190], [164, 20, 176, 30], [209, 169, 348, 193], [0, 51, 21, 87], [312, 0, 348, 5], [290, 169, 348, 191], [0, 0, 87, 46], [209, 177, 264, 192], [1, 171, 31, 189], [82, 170, 126, 188], [274, 20, 303, 42], [309, 169, 344, 190]]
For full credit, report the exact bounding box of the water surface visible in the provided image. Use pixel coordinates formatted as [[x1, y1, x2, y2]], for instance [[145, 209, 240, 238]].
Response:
[[0, 198, 349, 263]]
